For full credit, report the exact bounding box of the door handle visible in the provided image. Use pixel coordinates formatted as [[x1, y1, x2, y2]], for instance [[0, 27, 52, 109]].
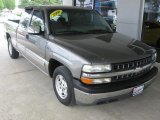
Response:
[[26, 34, 29, 39]]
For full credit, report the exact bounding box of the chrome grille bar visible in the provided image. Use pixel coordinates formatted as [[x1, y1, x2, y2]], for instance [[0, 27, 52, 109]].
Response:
[[112, 56, 152, 71]]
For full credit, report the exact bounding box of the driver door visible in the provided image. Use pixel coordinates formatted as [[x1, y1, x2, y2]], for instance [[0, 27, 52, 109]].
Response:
[[25, 9, 48, 72]]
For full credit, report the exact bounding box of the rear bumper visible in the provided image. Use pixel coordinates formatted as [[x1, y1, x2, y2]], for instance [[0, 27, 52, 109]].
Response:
[[74, 67, 158, 105]]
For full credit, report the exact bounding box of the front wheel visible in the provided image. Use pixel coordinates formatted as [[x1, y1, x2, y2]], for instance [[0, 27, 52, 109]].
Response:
[[8, 38, 19, 59], [53, 66, 75, 106]]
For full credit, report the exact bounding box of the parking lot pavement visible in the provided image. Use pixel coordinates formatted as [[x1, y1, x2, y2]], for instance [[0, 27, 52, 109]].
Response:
[[0, 23, 160, 120]]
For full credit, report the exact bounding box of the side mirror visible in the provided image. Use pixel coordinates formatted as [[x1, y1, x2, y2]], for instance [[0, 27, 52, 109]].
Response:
[[28, 19, 45, 34]]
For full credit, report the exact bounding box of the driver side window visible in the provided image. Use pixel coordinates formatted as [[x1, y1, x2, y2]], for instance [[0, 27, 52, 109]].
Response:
[[28, 10, 45, 34], [19, 10, 32, 29]]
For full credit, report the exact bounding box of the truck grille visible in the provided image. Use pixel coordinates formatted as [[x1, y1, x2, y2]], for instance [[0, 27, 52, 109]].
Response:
[[112, 56, 152, 72], [112, 66, 151, 82], [111, 56, 153, 82]]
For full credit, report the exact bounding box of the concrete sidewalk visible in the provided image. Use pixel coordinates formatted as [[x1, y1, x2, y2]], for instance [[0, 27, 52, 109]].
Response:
[[0, 23, 160, 120]]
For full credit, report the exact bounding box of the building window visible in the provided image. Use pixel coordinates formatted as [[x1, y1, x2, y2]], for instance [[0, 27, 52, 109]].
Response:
[[95, 0, 117, 31], [74, 0, 117, 31], [75, 0, 94, 9]]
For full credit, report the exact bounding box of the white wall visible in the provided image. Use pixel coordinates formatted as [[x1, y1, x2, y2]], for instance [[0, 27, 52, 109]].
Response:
[[63, 0, 73, 6], [116, 0, 145, 40]]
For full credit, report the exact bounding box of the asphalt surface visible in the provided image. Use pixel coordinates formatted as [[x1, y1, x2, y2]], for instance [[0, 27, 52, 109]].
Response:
[[0, 23, 160, 120]]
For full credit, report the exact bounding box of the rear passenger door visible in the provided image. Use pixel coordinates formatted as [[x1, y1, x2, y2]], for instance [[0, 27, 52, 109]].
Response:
[[25, 9, 48, 72]]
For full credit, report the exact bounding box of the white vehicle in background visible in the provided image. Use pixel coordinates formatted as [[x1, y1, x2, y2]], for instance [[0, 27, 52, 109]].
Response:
[[0, 12, 20, 23], [0, 8, 22, 23], [0, 9, 10, 23]]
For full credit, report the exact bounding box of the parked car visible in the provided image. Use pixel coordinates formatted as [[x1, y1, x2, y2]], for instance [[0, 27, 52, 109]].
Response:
[[5, 6, 158, 106]]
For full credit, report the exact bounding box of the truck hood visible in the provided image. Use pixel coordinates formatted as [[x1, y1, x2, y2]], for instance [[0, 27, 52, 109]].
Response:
[[54, 33, 155, 64]]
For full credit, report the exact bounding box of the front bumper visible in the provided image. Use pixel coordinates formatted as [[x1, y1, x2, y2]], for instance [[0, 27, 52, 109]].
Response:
[[73, 67, 158, 105]]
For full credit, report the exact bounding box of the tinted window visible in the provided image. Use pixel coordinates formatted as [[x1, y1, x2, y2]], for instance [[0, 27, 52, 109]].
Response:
[[48, 9, 113, 35]]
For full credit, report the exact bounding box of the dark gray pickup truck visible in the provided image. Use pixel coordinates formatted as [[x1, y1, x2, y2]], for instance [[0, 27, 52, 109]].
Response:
[[5, 6, 158, 106]]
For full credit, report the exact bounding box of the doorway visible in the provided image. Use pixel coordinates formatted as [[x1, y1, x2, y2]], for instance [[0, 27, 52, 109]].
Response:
[[142, 0, 160, 62]]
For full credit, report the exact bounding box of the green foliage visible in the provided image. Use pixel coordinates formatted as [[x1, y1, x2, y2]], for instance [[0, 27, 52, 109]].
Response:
[[18, 0, 62, 8], [18, 0, 30, 8], [0, 0, 4, 10], [2, 0, 16, 10]]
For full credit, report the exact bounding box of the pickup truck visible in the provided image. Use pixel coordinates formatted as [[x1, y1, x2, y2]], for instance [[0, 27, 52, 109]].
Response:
[[5, 6, 158, 106]]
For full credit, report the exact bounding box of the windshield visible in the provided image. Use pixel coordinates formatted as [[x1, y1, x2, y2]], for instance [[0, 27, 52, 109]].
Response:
[[48, 9, 113, 35]]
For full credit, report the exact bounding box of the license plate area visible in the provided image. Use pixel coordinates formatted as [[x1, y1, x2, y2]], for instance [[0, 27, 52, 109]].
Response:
[[132, 85, 144, 96]]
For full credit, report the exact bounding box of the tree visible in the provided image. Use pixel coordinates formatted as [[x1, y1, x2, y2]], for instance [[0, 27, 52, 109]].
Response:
[[0, 0, 4, 10], [18, 0, 30, 8], [2, 0, 16, 10], [18, 0, 62, 8]]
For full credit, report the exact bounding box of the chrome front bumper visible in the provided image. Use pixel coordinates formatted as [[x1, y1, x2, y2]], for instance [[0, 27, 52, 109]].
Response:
[[74, 75, 157, 105]]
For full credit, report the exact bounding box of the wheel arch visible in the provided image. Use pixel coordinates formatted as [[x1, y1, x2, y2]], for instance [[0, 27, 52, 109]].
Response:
[[48, 58, 73, 78], [6, 32, 11, 41]]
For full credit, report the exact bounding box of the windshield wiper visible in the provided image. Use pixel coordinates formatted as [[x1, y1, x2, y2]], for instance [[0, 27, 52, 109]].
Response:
[[87, 29, 113, 34], [56, 30, 88, 35]]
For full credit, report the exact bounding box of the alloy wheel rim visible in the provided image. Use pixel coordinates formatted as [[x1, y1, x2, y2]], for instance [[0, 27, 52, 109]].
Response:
[[55, 75, 68, 99]]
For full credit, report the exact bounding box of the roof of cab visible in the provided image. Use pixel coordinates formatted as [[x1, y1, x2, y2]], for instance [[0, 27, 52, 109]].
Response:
[[25, 5, 92, 11]]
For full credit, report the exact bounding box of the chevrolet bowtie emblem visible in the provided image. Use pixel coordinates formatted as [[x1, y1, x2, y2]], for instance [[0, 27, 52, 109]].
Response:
[[135, 67, 143, 72]]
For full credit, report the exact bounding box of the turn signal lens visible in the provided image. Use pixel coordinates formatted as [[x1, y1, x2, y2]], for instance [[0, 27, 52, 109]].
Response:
[[80, 77, 111, 84], [80, 77, 93, 84]]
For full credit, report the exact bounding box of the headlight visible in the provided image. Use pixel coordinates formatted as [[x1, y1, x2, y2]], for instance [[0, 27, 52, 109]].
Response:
[[152, 52, 157, 62], [82, 64, 112, 73]]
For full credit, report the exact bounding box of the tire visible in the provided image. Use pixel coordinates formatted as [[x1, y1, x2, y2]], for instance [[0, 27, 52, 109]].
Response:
[[8, 37, 19, 59], [53, 66, 75, 106]]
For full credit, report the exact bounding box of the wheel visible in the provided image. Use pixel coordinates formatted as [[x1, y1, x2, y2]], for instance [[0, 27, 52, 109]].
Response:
[[53, 66, 75, 106], [8, 37, 19, 59]]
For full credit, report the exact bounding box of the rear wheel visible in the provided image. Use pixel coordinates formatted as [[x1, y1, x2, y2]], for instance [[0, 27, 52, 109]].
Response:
[[8, 37, 19, 59], [53, 66, 75, 106]]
